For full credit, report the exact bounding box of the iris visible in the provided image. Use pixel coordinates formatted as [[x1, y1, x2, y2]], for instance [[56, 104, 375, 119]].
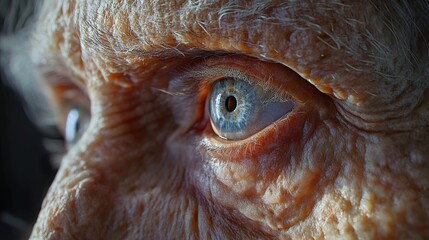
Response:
[[209, 77, 294, 140]]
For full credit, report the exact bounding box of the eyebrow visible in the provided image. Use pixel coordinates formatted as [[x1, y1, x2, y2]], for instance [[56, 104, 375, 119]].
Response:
[[78, 1, 424, 67], [81, 18, 245, 64]]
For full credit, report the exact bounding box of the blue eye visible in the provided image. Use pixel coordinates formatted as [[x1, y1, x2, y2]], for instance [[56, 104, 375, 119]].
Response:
[[65, 106, 90, 148], [209, 77, 294, 140]]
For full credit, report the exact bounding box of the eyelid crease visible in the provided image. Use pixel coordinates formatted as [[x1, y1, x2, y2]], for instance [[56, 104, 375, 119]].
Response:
[[164, 65, 294, 104], [42, 69, 88, 94]]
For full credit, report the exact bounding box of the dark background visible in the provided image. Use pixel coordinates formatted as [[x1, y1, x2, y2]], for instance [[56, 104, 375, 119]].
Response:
[[0, 0, 57, 239]]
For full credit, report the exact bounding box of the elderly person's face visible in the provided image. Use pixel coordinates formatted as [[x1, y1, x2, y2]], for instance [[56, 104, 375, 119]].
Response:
[[28, 0, 428, 239]]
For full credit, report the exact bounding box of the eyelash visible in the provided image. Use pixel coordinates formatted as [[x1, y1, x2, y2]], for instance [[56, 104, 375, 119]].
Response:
[[167, 66, 292, 103]]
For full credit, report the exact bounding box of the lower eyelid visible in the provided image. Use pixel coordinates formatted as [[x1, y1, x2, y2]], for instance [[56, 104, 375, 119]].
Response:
[[200, 105, 310, 161]]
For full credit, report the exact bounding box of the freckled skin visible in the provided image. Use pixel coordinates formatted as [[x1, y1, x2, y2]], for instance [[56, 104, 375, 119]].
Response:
[[29, 0, 429, 239]]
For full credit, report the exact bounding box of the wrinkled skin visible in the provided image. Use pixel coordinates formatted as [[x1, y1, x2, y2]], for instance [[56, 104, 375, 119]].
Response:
[[28, 0, 429, 239]]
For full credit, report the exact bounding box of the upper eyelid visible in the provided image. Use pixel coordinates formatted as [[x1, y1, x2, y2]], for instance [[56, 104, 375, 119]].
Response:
[[165, 64, 292, 102], [42, 68, 88, 89]]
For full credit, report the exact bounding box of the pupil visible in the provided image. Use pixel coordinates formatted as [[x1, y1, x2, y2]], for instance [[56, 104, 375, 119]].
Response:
[[225, 96, 237, 112], [75, 119, 81, 133]]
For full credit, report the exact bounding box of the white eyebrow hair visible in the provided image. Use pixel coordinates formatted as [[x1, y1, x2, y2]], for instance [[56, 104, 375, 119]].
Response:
[[82, 18, 234, 59]]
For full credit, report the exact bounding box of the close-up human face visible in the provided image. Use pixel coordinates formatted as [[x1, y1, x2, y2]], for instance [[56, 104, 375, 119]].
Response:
[[13, 0, 429, 239]]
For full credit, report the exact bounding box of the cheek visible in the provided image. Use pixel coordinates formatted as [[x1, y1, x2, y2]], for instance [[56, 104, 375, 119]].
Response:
[[174, 103, 350, 232]]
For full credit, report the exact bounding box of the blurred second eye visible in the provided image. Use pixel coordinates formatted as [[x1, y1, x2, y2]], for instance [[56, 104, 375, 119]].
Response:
[[65, 106, 90, 148], [209, 77, 295, 140]]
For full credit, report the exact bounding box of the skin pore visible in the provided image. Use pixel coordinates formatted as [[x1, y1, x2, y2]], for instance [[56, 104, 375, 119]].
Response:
[[25, 0, 429, 239]]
